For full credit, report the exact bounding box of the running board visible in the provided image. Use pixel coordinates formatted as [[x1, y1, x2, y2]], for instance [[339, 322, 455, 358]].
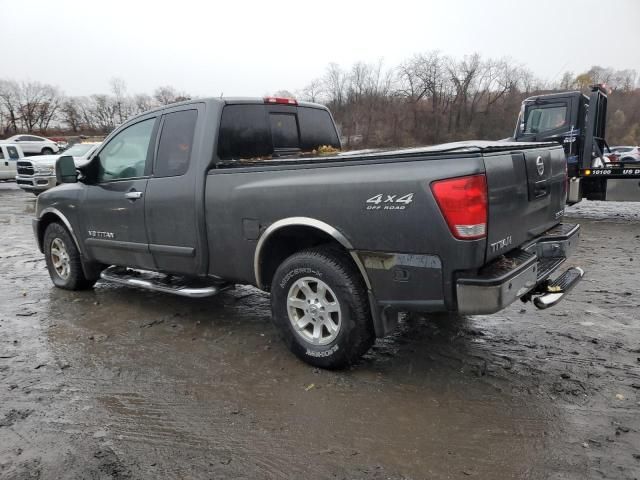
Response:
[[533, 267, 584, 310], [100, 266, 230, 298]]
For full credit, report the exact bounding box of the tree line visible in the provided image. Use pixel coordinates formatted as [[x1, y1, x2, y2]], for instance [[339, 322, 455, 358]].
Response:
[[295, 55, 638, 147], [1, 53, 638, 146], [0, 80, 190, 136]]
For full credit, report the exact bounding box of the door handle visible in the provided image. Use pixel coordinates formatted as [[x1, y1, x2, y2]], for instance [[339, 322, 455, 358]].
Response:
[[124, 191, 143, 200]]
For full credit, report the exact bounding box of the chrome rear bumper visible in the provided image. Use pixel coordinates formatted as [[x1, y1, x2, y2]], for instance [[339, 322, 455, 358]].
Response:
[[456, 223, 582, 315]]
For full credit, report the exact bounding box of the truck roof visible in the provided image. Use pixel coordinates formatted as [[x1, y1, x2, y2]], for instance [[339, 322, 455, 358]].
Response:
[[523, 90, 587, 103], [143, 97, 328, 114]]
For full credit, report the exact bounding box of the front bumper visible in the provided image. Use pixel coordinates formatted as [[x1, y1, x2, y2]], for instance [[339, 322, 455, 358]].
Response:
[[456, 223, 582, 315], [16, 174, 56, 192]]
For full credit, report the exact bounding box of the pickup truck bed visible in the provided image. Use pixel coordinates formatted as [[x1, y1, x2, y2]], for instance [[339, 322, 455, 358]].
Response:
[[32, 97, 583, 368]]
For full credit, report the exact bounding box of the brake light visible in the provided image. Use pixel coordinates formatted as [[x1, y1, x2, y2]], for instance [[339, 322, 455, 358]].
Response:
[[431, 174, 488, 240], [264, 97, 298, 105]]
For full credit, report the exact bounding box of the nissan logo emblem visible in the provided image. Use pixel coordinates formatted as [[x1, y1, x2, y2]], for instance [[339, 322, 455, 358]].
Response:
[[536, 156, 544, 176]]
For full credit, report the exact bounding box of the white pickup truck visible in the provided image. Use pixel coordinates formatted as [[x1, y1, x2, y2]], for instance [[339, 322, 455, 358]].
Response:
[[0, 144, 25, 181], [16, 143, 100, 195]]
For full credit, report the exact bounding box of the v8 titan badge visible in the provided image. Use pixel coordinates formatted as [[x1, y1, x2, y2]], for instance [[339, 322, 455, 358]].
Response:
[[366, 193, 414, 210]]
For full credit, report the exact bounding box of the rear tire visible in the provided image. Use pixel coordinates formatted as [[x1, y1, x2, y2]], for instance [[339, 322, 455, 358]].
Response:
[[44, 222, 96, 290], [270, 247, 374, 369]]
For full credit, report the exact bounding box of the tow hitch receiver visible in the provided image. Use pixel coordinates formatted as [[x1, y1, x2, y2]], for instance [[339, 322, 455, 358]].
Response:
[[532, 267, 584, 310]]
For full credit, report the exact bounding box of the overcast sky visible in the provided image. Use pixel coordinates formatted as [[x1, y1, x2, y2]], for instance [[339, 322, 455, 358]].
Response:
[[2, 0, 639, 97]]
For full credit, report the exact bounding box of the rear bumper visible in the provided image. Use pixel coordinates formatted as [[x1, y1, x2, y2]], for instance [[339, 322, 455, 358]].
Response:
[[456, 223, 581, 315]]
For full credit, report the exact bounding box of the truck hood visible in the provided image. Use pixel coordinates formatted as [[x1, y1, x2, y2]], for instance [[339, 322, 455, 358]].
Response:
[[25, 154, 86, 167], [27, 155, 60, 167]]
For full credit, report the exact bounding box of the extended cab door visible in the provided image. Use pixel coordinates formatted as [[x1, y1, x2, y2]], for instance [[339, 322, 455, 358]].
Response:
[[144, 106, 201, 274], [81, 116, 159, 269]]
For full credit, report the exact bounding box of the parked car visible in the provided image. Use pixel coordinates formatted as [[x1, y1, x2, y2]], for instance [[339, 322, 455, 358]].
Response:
[[1, 135, 59, 156], [32, 97, 583, 368], [16, 143, 100, 195], [606, 146, 640, 163], [0, 144, 25, 180]]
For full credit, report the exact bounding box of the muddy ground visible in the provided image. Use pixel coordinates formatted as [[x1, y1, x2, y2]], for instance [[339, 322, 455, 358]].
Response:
[[0, 181, 638, 480]]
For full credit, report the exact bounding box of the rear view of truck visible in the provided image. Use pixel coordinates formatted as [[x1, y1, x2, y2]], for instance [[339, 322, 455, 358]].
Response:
[[450, 142, 583, 314]]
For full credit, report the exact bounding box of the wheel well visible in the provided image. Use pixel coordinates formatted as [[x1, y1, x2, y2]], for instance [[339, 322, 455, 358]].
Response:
[[258, 226, 359, 291], [37, 212, 63, 252]]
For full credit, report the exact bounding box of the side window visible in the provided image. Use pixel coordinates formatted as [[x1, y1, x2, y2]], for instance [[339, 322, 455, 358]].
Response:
[[6, 147, 20, 159], [17, 136, 30, 141], [0, 148, 4, 160], [154, 110, 197, 177], [524, 105, 568, 134], [218, 105, 272, 160], [97, 118, 155, 182], [298, 107, 340, 150]]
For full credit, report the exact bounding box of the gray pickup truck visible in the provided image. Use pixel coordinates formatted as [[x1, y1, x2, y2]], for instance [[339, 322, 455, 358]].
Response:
[[33, 97, 583, 368]]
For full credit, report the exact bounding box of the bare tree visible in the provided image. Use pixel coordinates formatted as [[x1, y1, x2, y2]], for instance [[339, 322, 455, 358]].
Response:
[[132, 93, 155, 115], [153, 86, 190, 105], [0, 80, 20, 135], [110, 77, 132, 124], [298, 79, 324, 103]]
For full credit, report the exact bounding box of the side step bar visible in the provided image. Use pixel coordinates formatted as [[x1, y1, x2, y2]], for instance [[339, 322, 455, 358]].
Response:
[[100, 266, 230, 298], [533, 267, 584, 310]]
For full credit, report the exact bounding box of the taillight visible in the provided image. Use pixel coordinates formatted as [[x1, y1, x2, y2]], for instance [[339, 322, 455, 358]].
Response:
[[431, 174, 488, 240], [264, 97, 298, 105]]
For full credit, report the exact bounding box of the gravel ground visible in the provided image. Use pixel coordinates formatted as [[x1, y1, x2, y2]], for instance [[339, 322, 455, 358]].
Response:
[[0, 183, 639, 480]]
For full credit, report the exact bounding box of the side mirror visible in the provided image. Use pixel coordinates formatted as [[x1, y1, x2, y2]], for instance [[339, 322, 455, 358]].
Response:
[[56, 155, 77, 184]]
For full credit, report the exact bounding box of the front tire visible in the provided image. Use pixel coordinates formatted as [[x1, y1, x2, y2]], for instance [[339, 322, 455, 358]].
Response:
[[41, 148, 54, 155], [44, 222, 96, 290], [270, 247, 374, 369]]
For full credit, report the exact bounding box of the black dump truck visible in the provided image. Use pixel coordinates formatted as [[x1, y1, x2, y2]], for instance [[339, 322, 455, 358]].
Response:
[[33, 97, 583, 368]]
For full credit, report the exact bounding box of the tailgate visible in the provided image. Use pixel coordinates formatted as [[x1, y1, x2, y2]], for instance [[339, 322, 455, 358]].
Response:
[[484, 145, 566, 262]]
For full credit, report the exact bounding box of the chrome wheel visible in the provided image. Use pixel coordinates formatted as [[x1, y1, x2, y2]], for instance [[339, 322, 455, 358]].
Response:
[[287, 276, 341, 345], [50, 238, 70, 280]]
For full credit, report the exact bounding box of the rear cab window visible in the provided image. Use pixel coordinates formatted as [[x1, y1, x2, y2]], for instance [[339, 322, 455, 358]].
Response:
[[217, 104, 340, 161]]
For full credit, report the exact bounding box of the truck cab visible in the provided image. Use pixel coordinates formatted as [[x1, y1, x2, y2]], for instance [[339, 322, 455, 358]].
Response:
[[513, 86, 640, 203], [0, 144, 25, 181]]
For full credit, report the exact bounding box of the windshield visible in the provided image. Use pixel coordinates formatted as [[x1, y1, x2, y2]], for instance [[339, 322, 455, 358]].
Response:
[[65, 144, 95, 156], [524, 105, 568, 134]]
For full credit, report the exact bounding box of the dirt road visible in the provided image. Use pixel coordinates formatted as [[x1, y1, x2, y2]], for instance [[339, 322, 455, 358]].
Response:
[[0, 182, 638, 479]]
